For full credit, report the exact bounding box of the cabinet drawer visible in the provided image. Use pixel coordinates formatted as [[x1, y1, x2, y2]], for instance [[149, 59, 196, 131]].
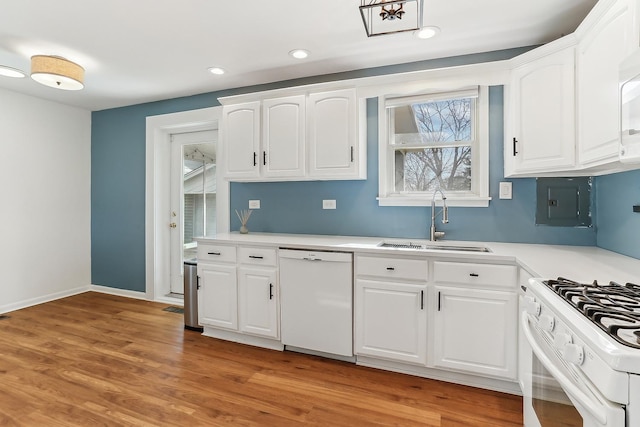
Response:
[[356, 255, 428, 282], [198, 244, 237, 263], [433, 261, 517, 289], [238, 246, 277, 266]]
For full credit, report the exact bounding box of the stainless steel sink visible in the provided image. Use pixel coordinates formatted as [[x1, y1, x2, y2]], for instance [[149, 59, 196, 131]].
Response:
[[378, 242, 491, 253]]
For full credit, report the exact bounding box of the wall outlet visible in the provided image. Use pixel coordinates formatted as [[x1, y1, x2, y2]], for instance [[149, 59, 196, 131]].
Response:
[[323, 199, 336, 209], [249, 200, 260, 209], [499, 182, 512, 200]]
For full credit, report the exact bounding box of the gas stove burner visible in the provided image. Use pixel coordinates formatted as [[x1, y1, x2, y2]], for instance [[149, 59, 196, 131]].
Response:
[[543, 277, 640, 349]]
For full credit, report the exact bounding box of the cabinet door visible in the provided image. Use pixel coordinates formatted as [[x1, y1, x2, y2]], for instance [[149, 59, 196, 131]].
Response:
[[262, 95, 306, 178], [578, 0, 635, 165], [223, 101, 261, 179], [198, 263, 238, 330], [433, 286, 517, 380], [238, 266, 279, 339], [307, 89, 360, 179], [355, 279, 427, 365], [507, 46, 576, 175]]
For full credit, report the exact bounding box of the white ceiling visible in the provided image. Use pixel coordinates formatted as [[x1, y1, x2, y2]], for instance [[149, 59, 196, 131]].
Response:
[[0, 0, 597, 111]]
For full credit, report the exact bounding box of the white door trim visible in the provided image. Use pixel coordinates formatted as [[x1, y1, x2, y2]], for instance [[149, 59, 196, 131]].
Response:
[[145, 106, 227, 303]]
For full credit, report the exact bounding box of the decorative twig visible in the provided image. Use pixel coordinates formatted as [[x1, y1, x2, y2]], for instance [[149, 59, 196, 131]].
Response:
[[235, 209, 252, 226]]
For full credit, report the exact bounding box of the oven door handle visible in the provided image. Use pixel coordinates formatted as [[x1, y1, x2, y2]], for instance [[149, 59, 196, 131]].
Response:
[[521, 312, 608, 425]]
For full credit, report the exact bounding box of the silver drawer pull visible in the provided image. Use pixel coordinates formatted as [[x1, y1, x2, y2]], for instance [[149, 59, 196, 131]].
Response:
[[208, 252, 221, 256], [249, 255, 264, 259], [469, 273, 479, 277], [386, 267, 395, 271]]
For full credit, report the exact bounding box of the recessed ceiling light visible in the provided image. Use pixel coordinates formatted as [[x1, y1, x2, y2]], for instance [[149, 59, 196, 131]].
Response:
[[289, 49, 310, 60], [0, 65, 26, 78], [414, 26, 441, 39], [208, 67, 225, 75]]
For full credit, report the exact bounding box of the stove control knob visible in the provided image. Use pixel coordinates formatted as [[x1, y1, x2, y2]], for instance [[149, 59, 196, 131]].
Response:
[[538, 314, 555, 332], [554, 333, 572, 349], [563, 343, 584, 366], [525, 299, 541, 317]]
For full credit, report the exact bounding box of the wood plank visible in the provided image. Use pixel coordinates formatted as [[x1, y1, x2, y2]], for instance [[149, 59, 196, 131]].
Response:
[[0, 292, 523, 425]]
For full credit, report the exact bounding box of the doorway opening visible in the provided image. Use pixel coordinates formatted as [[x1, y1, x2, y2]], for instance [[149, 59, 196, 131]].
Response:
[[169, 130, 217, 296], [145, 106, 228, 305]]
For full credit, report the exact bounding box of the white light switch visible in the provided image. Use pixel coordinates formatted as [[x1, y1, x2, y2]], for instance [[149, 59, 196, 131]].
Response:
[[249, 200, 260, 209], [499, 182, 512, 200], [323, 199, 336, 209]]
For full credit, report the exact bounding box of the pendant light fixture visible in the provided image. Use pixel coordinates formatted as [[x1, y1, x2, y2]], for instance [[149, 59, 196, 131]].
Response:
[[30, 55, 84, 90], [360, 0, 423, 37]]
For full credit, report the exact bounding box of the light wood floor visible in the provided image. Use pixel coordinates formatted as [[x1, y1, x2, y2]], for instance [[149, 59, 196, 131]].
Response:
[[0, 292, 523, 426]]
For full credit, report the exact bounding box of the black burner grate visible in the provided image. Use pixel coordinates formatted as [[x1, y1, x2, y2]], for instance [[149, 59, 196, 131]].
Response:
[[544, 277, 640, 349]]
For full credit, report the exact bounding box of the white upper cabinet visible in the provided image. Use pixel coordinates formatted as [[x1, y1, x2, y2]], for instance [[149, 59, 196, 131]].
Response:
[[577, 0, 638, 166], [262, 95, 306, 178], [221, 88, 365, 182], [307, 89, 361, 179], [222, 101, 261, 179], [505, 0, 640, 177], [506, 41, 577, 177]]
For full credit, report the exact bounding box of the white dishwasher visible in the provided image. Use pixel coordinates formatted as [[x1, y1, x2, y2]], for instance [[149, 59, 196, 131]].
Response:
[[279, 248, 353, 357]]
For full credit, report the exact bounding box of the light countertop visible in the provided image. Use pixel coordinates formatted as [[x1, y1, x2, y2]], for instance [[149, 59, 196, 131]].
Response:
[[197, 233, 640, 285]]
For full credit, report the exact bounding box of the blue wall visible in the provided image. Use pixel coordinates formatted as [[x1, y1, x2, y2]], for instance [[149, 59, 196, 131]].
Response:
[[231, 89, 597, 245], [91, 94, 218, 290], [595, 169, 640, 259], [91, 46, 613, 293]]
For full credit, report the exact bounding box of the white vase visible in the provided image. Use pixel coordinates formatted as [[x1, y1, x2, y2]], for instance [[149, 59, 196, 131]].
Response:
[[239, 225, 248, 234]]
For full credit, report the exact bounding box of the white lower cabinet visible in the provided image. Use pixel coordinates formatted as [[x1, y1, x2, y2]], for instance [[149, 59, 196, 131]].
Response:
[[198, 243, 281, 349], [432, 286, 517, 380], [431, 261, 518, 380], [355, 253, 519, 389], [355, 279, 427, 365], [354, 254, 428, 365], [198, 263, 238, 330], [238, 266, 279, 339]]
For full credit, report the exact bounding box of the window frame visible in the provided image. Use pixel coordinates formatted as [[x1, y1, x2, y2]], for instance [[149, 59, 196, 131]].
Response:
[[377, 85, 491, 207]]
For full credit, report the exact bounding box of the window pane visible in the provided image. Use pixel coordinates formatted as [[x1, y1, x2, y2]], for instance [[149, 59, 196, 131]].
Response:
[[391, 98, 473, 145], [394, 147, 472, 192]]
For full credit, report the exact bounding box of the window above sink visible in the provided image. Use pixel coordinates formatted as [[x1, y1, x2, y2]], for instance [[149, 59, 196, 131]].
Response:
[[377, 86, 491, 208]]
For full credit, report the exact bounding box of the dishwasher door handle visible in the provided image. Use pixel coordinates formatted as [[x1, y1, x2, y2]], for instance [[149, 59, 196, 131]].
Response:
[[302, 257, 323, 261]]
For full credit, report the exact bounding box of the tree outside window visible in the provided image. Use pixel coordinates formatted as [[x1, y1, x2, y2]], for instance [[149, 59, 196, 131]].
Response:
[[389, 94, 476, 194]]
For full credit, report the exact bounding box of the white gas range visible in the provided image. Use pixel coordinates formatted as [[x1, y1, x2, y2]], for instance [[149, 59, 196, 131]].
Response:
[[520, 277, 640, 427]]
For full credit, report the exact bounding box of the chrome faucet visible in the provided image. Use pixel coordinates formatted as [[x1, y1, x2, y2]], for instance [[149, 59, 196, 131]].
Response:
[[430, 189, 449, 241]]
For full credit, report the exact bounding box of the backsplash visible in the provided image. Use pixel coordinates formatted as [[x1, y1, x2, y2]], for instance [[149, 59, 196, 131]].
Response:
[[595, 169, 640, 259], [231, 88, 597, 246]]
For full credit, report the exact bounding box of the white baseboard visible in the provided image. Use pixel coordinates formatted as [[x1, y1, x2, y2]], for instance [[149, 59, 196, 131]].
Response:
[[89, 284, 147, 300], [0, 285, 90, 314]]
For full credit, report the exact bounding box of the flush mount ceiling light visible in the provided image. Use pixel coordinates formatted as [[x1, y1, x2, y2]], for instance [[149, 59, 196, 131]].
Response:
[[31, 55, 84, 90], [208, 67, 225, 75], [289, 49, 310, 59], [360, 0, 424, 37], [0, 65, 26, 78]]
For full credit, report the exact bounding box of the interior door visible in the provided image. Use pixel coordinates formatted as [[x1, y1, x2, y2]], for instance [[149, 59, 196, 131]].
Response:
[[169, 130, 217, 294]]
